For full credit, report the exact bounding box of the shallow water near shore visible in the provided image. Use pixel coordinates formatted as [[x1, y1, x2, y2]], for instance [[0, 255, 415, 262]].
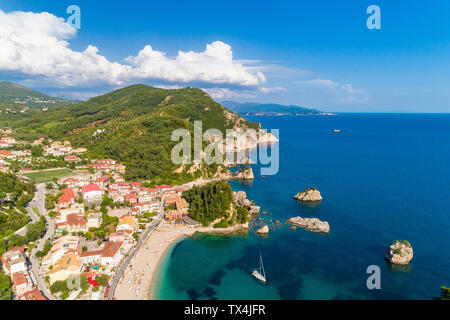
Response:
[[153, 114, 450, 300]]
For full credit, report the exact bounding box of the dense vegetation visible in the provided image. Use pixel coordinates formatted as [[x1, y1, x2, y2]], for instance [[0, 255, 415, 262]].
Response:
[[0, 172, 35, 210], [182, 181, 234, 226], [10, 85, 260, 184], [0, 271, 11, 300], [438, 286, 450, 300], [0, 172, 37, 247], [0, 172, 46, 255]]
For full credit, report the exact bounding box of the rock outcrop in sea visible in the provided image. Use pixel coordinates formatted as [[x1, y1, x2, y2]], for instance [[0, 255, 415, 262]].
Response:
[[233, 191, 260, 215], [287, 216, 330, 233], [256, 225, 269, 234], [385, 240, 414, 265], [235, 166, 255, 180], [293, 188, 323, 202]]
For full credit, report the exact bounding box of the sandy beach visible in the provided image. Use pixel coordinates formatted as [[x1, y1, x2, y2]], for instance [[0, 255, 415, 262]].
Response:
[[114, 221, 197, 300], [114, 220, 249, 300]]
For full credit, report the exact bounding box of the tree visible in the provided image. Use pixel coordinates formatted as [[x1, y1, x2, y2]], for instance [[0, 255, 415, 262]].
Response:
[[42, 240, 52, 256], [80, 275, 90, 293], [182, 182, 233, 226], [31, 145, 43, 157], [439, 287, 450, 300], [0, 272, 12, 300], [50, 280, 68, 294], [82, 246, 88, 252], [25, 221, 46, 242], [96, 274, 109, 287]]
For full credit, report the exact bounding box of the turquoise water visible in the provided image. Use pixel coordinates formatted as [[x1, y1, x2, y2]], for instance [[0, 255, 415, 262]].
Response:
[[154, 114, 450, 300]]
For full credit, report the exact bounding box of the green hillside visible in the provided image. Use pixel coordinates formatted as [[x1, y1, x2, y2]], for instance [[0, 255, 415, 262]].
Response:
[[0, 81, 73, 109], [11, 85, 261, 184]]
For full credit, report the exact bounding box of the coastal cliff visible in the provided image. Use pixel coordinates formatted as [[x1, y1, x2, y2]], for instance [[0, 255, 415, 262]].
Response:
[[233, 191, 260, 215], [293, 188, 323, 202], [234, 166, 255, 180], [385, 240, 414, 265], [287, 216, 330, 233]]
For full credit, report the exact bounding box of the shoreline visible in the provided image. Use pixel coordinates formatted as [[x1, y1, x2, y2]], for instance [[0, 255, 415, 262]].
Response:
[[146, 232, 186, 300], [114, 221, 249, 300], [114, 222, 197, 300]]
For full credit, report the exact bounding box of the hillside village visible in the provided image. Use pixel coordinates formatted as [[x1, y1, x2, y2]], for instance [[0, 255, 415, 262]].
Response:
[[0, 127, 201, 300]]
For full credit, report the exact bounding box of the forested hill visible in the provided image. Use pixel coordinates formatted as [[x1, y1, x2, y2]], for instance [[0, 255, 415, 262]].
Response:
[[11, 85, 261, 184], [0, 81, 73, 109]]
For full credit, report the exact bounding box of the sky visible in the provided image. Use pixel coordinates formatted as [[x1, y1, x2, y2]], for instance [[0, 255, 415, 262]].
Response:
[[0, 0, 449, 113]]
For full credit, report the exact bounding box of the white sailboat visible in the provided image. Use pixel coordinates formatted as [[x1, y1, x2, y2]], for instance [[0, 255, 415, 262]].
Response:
[[252, 253, 267, 285]]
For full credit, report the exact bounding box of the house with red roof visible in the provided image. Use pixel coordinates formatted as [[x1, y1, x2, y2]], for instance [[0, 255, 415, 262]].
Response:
[[156, 185, 174, 192], [58, 188, 75, 208], [1, 247, 26, 275], [81, 184, 102, 202], [20, 289, 47, 300], [12, 271, 33, 295], [124, 193, 137, 204], [64, 155, 80, 162], [80, 241, 124, 267], [55, 213, 87, 233], [94, 175, 111, 188], [0, 150, 16, 159]]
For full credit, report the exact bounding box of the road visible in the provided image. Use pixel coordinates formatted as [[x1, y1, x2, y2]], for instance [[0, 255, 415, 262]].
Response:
[[26, 183, 55, 299], [107, 212, 163, 300], [14, 187, 42, 236], [34, 183, 55, 252]]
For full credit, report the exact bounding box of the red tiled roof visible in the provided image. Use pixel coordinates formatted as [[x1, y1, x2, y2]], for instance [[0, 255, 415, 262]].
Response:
[[156, 185, 173, 189], [0, 150, 14, 156], [81, 184, 101, 193], [21, 289, 47, 300], [80, 241, 123, 258], [12, 272, 27, 286], [94, 175, 111, 183], [58, 188, 75, 204]]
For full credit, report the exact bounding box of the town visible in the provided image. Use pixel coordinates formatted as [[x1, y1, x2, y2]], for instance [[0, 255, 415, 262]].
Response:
[[0, 127, 195, 300]]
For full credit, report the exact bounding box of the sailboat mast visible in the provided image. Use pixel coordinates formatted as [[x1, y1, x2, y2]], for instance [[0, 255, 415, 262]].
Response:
[[260, 253, 266, 278]]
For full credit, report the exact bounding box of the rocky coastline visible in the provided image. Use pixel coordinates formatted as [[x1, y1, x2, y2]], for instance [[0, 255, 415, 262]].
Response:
[[287, 216, 330, 233]]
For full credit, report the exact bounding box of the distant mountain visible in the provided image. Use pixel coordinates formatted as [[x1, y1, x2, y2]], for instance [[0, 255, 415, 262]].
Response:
[[0, 81, 73, 109], [221, 101, 327, 116]]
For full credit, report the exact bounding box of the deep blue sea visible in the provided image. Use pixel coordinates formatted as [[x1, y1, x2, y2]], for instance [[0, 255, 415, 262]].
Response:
[[153, 114, 450, 300]]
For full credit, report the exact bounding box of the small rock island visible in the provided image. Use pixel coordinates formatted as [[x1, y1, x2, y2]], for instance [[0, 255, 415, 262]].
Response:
[[287, 217, 330, 233], [385, 240, 414, 265], [256, 225, 269, 235], [293, 187, 323, 202]]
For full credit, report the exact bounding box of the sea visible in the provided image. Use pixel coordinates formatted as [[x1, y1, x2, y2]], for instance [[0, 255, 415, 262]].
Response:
[[152, 113, 450, 300]]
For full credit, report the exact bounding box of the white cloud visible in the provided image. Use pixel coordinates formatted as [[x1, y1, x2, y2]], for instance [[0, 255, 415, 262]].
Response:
[[259, 86, 286, 94], [203, 88, 256, 100], [298, 78, 368, 103], [0, 9, 266, 88], [299, 79, 339, 89]]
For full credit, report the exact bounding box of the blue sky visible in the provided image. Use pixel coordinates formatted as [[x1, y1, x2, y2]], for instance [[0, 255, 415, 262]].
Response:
[[0, 0, 449, 112]]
